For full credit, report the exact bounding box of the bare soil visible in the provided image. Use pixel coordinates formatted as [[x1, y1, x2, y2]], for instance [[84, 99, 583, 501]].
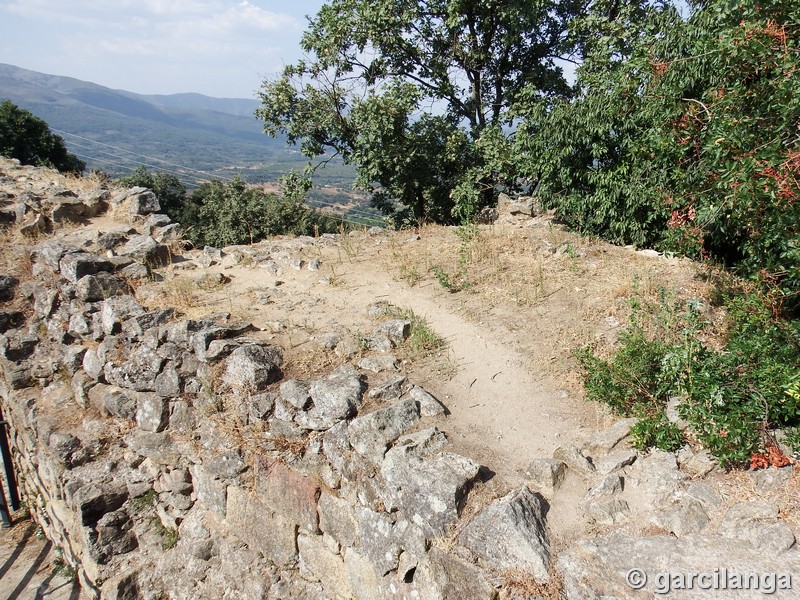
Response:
[[137, 216, 717, 496], [0, 517, 80, 600]]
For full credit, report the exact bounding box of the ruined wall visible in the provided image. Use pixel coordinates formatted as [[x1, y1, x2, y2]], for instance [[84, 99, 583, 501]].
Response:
[[5, 158, 800, 600], [0, 158, 552, 599]]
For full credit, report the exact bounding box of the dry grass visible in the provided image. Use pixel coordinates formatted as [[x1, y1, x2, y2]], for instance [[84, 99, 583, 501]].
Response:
[[430, 521, 463, 554], [710, 465, 800, 530], [63, 170, 111, 194], [155, 274, 198, 311], [205, 360, 229, 396], [336, 225, 367, 262], [0, 229, 35, 278], [263, 435, 308, 460], [371, 220, 725, 409], [281, 340, 340, 381], [777, 467, 800, 528], [385, 233, 433, 287], [498, 565, 564, 600]]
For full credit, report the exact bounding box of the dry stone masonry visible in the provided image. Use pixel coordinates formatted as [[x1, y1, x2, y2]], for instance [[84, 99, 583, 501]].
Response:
[[1, 157, 799, 599]]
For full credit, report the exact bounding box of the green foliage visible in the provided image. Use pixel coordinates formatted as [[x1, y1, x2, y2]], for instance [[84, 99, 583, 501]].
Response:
[[257, 0, 578, 224], [432, 223, 478, 292], [52, 548, 77, 579], [784, 426, 800, 456], [516, 1, 680, 247], [0, 99, 85, 173], [385, 305, 446, 357], [578, 329, 669, 416], [130, 489, 157, 513], [630, 415, 685, 452], [180, 177, 338, 247], [432, 266, 459, 292], [525, 0, 800, 299], [149, 516, 179, 550], [519, 0, 800, 468], [677, 290, 800, 466], [116, 166, 187, 221], [580, 285, 800, 467]]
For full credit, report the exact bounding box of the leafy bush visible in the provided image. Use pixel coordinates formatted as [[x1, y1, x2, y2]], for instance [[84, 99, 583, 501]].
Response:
[[630, 416, 685, 453], [0, 99, 85, 173], [580, 286, 800, 468], [524, 0, 800, 300], [180, 177, 338, 247]]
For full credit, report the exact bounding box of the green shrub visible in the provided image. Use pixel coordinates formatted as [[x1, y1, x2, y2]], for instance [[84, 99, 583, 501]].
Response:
[[116, 166, 187, 221], [0, 99, 84, 173], [630, 415, 685, 453], [678, 291, 800, 466], [179, 177, 339, 247], [580, 285, 800, 468], [524, 0, 800, 302]]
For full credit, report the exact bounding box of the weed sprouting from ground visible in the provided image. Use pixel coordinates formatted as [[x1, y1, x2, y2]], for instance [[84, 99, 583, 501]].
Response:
[[152, 518, 179, 550], [432, 223, 477, 293], [52, 548, 77, 580], [384, 305, 446, 358], [579, 279, 800, 468]]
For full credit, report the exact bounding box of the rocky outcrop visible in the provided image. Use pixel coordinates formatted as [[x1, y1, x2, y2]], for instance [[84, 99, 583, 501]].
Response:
[[0, 158, 552, 599], [1, 157, 797, 600], [559, 534, 800, 599]]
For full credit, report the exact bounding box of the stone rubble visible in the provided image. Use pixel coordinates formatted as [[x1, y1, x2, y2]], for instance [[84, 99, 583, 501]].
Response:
[[0, 157, 798, 599]]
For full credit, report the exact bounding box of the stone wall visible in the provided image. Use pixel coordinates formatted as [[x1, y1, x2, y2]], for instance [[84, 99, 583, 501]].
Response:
[[4, 158, 799, 600], [0, 160, 553, 599]]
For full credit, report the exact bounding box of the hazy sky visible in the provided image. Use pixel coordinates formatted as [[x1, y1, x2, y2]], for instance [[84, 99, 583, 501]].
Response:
[[0, 0, 328, 98]]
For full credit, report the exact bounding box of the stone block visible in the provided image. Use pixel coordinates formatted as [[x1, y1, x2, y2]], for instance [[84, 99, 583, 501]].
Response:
[[460, 486, 551, 582], [255, 458, 319, 533], [226, 485, 298, 566]]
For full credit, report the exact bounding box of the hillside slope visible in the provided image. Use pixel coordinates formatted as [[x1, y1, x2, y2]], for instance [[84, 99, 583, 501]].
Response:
[[0, 63, 337, 185], [1, 158, 798, 599]]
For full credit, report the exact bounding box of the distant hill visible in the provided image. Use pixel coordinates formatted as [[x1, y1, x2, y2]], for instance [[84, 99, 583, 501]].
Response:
[[0, 63, 357, 193]]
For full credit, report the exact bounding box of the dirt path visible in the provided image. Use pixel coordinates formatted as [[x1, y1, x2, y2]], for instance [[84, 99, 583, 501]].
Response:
[[0, 519, 80, 600], [139, 221, 711, 491], [309, 253, 600, 487]]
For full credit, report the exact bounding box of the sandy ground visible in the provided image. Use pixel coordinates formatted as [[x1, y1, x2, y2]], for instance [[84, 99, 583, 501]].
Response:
[[0, 517, 80, 600], [134, 216, 717, 528]]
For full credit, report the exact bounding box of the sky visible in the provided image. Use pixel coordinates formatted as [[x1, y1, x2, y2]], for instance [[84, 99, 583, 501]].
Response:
[[0, 0, 328, 99]]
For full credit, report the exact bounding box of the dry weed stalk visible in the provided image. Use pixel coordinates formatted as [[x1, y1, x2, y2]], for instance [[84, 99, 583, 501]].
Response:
[[160, 274, 198, 310], [337, 225, 366, 262], [498, 565, 564, 600]]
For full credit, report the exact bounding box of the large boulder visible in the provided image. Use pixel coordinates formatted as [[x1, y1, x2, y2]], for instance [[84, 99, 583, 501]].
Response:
[[460, 486, 551, 582], [117, 235, 170, 267], [222, 343, 283, 392], [59, 252, 114, 283], [110, 187, 160, 221], [559, 534, 800, 599], [381, 451, 480, 536], [348, 398, 420, 463], [104, 346, 164, 392], [295, 370, 364, 431]]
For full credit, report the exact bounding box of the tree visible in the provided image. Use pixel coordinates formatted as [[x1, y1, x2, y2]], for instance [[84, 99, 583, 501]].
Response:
[[511, 0, 679, 248], [116, 166, 187, 221], [257, 0, 578, 224], [0, 99, 85, 173], [524, 0, 800, 294], [181, 177, 338, 247]]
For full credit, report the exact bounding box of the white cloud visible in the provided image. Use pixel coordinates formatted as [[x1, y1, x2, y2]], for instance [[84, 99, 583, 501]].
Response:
[[0, 0, 307, 95], [2, 0, 299, 31]]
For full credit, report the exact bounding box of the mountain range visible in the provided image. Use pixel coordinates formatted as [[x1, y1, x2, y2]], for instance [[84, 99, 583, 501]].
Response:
[[0, 63, 356, 192]]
